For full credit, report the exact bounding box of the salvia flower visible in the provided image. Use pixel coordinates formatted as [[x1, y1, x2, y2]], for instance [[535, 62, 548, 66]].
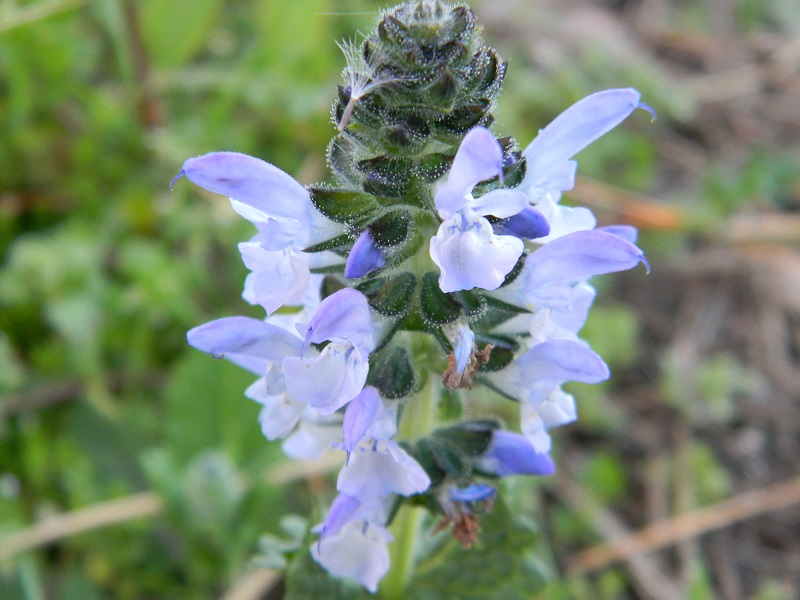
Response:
[[176, 1, 654, 593]]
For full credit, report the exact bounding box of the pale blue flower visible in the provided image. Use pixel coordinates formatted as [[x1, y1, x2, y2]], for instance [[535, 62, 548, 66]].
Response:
[[187, 316, 304, 375], [345, 230, 386, 279], [519, 88, 655, 241], [174, 152, 345, 314], [281, 288, 375, 415], [176, 152, 314, 224], [484, 228, 646, 452], [296, 287, 374, 360], [477, 430, 555, 476], [430, 210, 524, 293], [494, 206, 550, 240], [523, 89, 653, 188], [282, 343, 369, 414], [244, 373, 306, 440], [337, 441, 431, 501], [520, 388, 577, 453], [281, 418, 343, 460], [188, 288, 376, 453], [516, 339, 609, 398], [336, 387, 431, 502], [311, 516, 392, 593], [335, 386, 429, 502], [448, 483, 497, 503], [178, 73, 655, 591], [492, 229, 648, 312], [597, 224, 639, 243], [238, 243, 311, 314], [342, 386, 384, 456], [430, 127, 532, 292]]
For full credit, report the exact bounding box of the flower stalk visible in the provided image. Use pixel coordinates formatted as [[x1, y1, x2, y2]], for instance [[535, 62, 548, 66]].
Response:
[[381, 376, 440, 598]]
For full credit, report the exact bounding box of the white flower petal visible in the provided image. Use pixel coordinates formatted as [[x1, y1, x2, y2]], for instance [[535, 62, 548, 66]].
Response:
[[245, 378, 304, 440], [282, 343, 368, 414], [338, 441, 430, 500], [530, 195, 596, 242], [311, 522, 391, 593], [430, 210, 524, 293], [282, 419, 342, 460], [239, 243, 311, 314], [469, 188, 530, 219]]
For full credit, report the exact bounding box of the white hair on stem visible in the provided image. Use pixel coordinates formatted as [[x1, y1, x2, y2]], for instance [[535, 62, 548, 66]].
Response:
[[336, 39, 404, 132]]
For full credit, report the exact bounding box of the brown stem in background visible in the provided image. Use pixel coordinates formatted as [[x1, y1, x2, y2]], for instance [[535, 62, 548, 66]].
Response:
[[567, 474, 800, 575], [0, 492, 163, 562], [122, 0, 161, 128]]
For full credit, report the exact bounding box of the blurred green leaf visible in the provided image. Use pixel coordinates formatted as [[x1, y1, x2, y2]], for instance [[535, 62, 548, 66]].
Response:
[[0, 331, 26, 392], [162, 350, 263, 464], [410, 499, 547, 599], [751, 579, 797, 600], [685, 442, 731, 504], [581, 305, 639, 368], [686, 559, 714, 600], [580, 451, 628, 503], [253, 514, 307, 570], [254, 0, 334, 81], [139, 0, 225, 68], [662, 351, 762, 425]]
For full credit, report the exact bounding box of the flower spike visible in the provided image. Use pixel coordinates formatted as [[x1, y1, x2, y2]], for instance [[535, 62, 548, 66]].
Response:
[[179, 1, 654, 592]]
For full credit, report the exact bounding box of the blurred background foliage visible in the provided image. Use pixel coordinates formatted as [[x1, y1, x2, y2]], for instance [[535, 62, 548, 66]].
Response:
[[1, 0, 799, 598]]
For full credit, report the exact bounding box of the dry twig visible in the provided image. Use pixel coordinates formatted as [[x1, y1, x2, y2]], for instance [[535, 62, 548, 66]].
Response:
[[568, 474, 800, 574], [0, 492, 163, 562], [554, 476, 686, 600], [218, 568, 282, 600]]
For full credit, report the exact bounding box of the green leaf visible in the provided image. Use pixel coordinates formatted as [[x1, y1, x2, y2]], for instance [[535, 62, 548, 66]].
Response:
[[368, 346, 415, 399], [254, 0, 334, 81], [320, 276, 347, 300], [309, 187, 380, 224], [451, 289, 484, 317], [414, 153, 453, 182], [433, 420, 500, 457], [405, 439, 447, 488], [181, 451, 247, 533], [475, 334, 519, 372], [303, 232, 353, 254], [357, 272, 416, 317], [356, 156, 414, 184], [580, 452, 628, 503], [405, 421, 500, 487], [425, 437, 472, 485], [410, 499, 548, 599], [437, 388, 463, 420], [369, 209, 411, 247], [420, 272, 461, 324], [253, 515, 308, 570], [468, 293, 530, 330]]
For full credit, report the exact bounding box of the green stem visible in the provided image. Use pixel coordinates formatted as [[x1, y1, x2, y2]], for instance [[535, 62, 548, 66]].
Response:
[[379, 373, 439, 599], [380, 504, 425, 600]]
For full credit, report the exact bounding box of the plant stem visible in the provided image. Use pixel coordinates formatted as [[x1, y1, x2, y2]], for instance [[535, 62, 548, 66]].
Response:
[[379, 373, 440, 599], [380, 503, 426, 600]]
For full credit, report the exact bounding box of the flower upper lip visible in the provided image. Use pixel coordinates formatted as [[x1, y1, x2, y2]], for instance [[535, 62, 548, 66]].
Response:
[[522, 88, 651, 188]]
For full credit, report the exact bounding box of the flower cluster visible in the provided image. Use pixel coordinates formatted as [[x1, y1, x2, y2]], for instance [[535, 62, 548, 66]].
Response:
[[173, 1, 652, 593]]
